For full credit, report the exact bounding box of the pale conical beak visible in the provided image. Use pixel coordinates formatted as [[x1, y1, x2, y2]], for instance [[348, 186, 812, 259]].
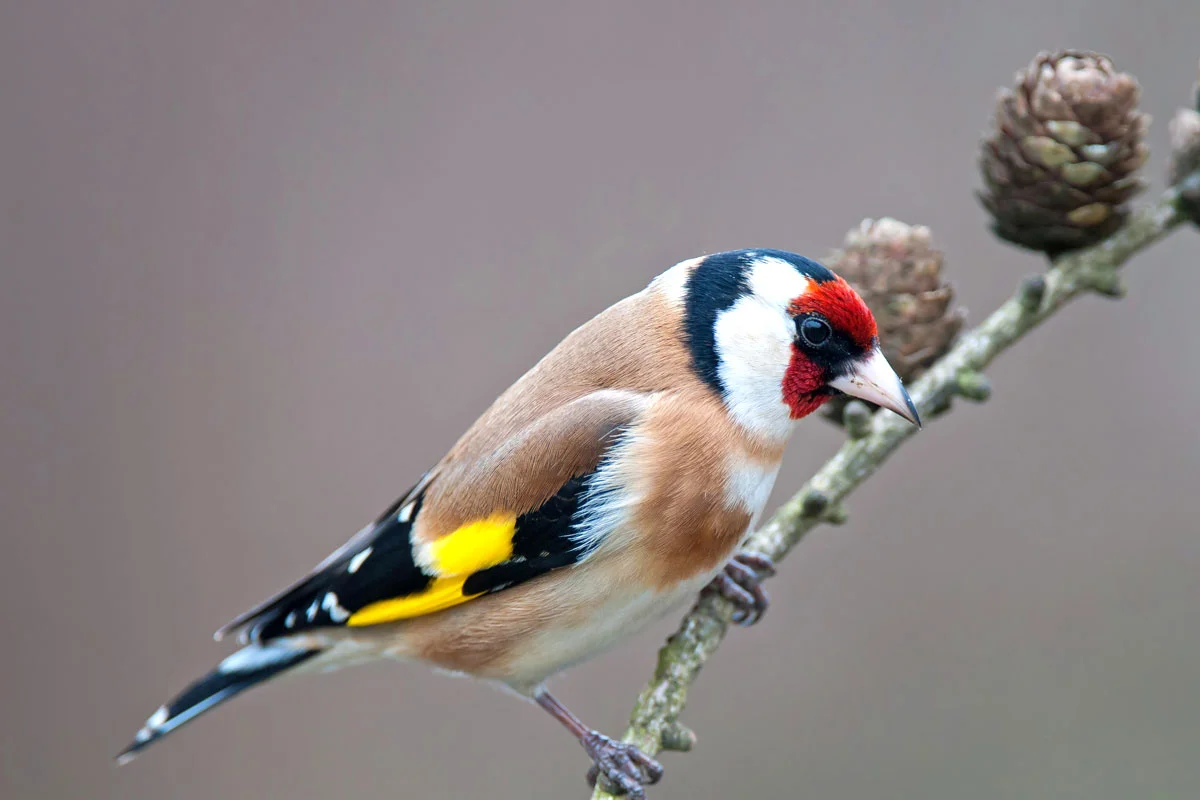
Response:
[[828, 348, 922, 427]]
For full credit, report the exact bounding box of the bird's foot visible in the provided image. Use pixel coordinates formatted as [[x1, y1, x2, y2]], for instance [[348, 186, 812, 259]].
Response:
[[705, 551, 775, 625], [582, 731, 663, 799]]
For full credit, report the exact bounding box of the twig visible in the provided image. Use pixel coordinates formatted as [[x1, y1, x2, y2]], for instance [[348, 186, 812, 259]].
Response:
[[591, 181, 1194, 799]]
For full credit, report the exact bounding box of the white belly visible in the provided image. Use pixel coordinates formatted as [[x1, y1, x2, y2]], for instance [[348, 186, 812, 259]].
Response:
[[499, 570, 718, 690]]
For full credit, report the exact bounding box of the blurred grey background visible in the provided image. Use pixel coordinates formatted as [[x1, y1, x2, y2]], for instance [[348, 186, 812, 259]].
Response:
[[2, 2, 1198, 799]]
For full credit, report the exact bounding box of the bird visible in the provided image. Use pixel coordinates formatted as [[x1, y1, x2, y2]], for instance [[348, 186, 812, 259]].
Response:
[[118, 248, 919, 797]]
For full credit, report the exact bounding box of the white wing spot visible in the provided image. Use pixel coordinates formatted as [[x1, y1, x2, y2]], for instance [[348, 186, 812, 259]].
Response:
[[397, 503, 415, 523], [284, 611, 297, 628], [134, 706, 169, 742], [306, 600, 319, 622], [347, 547, 373, 574], [322, 591, 351, 623]]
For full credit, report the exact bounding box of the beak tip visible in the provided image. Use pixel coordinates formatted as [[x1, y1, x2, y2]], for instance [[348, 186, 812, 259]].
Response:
[[827, 349, 923, 429], [904, 392, 922, 429]]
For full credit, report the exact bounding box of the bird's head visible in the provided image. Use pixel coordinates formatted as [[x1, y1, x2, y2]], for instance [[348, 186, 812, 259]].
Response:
[[670, 249, 920, 441]]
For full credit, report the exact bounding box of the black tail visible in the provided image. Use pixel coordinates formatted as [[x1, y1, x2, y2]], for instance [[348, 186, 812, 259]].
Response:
[[116, 644, 320, 764]]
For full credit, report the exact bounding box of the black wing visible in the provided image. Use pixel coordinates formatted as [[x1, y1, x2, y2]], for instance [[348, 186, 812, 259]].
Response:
[[216, 468, 605, 644]]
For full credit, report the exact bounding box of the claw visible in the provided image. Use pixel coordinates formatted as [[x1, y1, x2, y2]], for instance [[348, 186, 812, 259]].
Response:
[[723, 558, 755, 584], [582, 731, 663, 798], [733, 551, 776, 577], [704, 551, 774, 626], [711, 571, 756, 615]]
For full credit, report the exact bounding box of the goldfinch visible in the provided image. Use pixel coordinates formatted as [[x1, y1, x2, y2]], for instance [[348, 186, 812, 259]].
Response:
[[119, 249, 919, 797]]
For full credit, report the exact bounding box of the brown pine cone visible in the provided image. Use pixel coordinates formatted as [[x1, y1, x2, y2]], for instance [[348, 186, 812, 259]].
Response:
[[979, 50, 1149, 257], [824, 218, 966, 424]]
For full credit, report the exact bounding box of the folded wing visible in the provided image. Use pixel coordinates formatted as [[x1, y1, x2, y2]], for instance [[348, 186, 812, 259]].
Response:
[[217, 389, 651, 644]]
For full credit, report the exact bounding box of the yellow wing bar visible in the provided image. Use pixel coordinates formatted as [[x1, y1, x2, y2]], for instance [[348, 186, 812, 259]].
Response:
[[348, 576, 479, 626], [346, 512, 517, 627], [424, 513, 516, 575]]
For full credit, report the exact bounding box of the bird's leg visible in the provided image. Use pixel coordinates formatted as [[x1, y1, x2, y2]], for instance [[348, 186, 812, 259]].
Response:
[[535, 690, 663, 798], [704, 551, 775, 625]]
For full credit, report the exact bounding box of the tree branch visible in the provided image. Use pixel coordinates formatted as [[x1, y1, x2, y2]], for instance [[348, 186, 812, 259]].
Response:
[[590, 181, 1194, 799]]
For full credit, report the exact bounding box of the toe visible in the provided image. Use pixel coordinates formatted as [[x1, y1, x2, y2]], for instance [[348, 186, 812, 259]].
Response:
[[735, 551, 776, 576], [716, 574, 757, 608], [750, 582, 769, 611], [622, 782, 647, 800], [582, 733, 662, 797], [630, 749, 664, 783], [724, 559, 756, 584], [605, 761, 646, 799], [743, 583, 768, 624], [734, 605, 759, 626]]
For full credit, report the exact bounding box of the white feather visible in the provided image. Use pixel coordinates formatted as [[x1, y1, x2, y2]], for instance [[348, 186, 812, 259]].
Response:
[[651, 255, 703, 308], [711, 256, 814, 442], [218, 643, 304, 674], [569, 432, 641, 556], [724, 457, 780, 515], [744, 254, 812, 312], [321, 591, 351, 623], [347, 546, 373, 574]]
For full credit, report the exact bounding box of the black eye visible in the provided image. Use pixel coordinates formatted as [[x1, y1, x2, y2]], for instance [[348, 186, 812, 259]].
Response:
[[798, 316, 832, 347]]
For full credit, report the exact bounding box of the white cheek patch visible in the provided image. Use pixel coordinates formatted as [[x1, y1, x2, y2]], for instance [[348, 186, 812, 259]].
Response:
[[713, 295, 798, 442], [712, 255, 815, 441]]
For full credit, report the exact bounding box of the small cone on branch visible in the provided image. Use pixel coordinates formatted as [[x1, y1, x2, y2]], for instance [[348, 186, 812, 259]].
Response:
[[1167, 60, 1200, 189], [824, 218, 966, 424], [979, 50, 1149, 257], [1167, 107, 1200, 186]]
